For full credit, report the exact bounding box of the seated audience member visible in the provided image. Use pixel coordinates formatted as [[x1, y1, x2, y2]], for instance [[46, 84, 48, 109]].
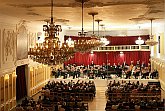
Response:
[[16, 104, 24, 111]]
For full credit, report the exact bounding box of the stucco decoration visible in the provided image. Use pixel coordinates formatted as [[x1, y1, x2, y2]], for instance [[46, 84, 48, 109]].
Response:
[[2, 29, 16, 64], [17, 24, 28, 60]]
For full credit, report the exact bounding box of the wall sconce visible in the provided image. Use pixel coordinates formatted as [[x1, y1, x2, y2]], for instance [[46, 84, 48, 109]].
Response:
[[120, 51, 124, 54], [30, 67, 33, 72], [13, 72, 17, 78], [4, 74, 9, 80]]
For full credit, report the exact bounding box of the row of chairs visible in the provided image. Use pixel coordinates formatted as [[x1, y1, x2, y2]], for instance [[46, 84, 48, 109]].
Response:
[[41, 102, 88, 111], [106, 92, 161, 100], [42, 91, 95, 101]]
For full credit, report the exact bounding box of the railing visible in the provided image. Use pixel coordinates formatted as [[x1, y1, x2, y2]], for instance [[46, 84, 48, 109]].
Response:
[[93, 45, 150, 51]]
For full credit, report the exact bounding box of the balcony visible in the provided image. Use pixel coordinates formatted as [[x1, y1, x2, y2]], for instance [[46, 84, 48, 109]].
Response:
[[93, 45, 150, 52]]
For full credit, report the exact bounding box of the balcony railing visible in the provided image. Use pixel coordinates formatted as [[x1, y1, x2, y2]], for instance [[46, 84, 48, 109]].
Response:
[[93, 45, 150, 52]]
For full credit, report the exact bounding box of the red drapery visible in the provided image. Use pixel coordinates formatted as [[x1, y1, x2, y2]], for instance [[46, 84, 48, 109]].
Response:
[[106, 35, 149, 45], [64, 51, 150, 66]]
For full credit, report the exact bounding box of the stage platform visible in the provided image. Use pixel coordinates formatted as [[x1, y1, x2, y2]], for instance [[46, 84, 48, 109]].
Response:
[[50, 77, 159, 89]]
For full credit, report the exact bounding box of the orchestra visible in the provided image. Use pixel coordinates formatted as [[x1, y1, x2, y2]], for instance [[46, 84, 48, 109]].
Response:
[[51, 61, 158, 79]]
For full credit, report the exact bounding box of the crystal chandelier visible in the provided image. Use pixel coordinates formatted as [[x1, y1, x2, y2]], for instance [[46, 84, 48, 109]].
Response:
[[135, 26, 144, 45], [95, 22, 109, 46], [72, 0, 103, 53], [145, 19, 158, 46], [28, 0, 75, 65]]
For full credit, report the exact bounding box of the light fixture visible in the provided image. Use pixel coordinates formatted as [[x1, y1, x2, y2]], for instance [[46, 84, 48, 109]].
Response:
[[95, 19, 102, 37], [145, 19, 158, 46], [76, 0, 89, 37], [135, 26, 144, 45], [100, 24, 110, 46], [73, 0, 103, 53], [66, 27, 74, 47], [88, 12, 98, 37], [66, 37, 74, 47], [28, 0, 74, 65], [135, 37, 144, 45]]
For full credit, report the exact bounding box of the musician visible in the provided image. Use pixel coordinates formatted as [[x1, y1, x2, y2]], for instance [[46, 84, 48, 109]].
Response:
[[125, 62, 134, 79], [136, 60, 141, 68], [107, 63, 111, 70], [116, 63, 122, 77], [141, 61, 146, 69], [122, 61, 128, 72], [90, 61, 95, 67], [89, 71, 94, 79], [125, 69, 132, 79], [141, 67, 149, 79], [150, 69, 158, 79], [80, 67, 84, 78], [102, 63, 106, 69], [112, 63, 117, 69], [133, 66, 141, 79]]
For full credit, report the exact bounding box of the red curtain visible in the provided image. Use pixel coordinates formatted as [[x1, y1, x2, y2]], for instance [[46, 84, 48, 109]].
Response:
[[64, 51, 150, 66]]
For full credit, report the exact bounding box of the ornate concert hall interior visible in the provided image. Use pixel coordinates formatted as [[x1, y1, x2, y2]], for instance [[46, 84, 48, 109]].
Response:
[[0, 0, 165, 111]]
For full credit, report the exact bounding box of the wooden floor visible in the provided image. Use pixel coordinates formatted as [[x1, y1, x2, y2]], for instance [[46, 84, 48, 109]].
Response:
[[88, 87, 107, 111]]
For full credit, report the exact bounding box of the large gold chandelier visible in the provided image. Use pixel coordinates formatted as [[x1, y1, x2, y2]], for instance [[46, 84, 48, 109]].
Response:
[[28, 0, 75, 65]]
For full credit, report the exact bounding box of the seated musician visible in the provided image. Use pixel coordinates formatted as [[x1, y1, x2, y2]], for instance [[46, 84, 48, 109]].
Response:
[[79, 67, 84, 78], [116, 63, 122, 78], [125, 69, 132, 79], [122, 61, 128, 73], [89, 68, 94, 79], [125, 61, 134, 79], [150, 69, 158, 79], [112, 63, 117, 69], [90, 61, 95, 67], [141, 67, 149, 79], [136, 60, 141, 68], [133, 66, 141, 79], [107, 63, 111, 71]]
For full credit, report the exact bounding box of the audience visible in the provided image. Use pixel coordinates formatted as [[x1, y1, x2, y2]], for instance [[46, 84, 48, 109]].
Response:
[[105, 80, 163, 111]]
